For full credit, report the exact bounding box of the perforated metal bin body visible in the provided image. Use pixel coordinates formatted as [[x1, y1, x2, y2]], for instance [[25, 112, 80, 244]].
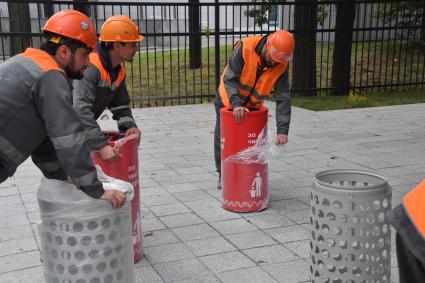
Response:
[[37, 179, 135, 283], [310, 170, 392, 283]]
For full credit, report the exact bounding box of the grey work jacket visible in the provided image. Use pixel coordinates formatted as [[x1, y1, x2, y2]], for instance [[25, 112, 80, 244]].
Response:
[[73, 46, 137, 151], [219, 36, 291, 135], [0, 49, 104, 199]]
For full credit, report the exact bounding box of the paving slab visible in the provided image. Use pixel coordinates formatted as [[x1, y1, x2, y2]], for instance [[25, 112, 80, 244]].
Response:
[[185, 236, 237, 256], [262, 259, 310, 283], [210, 218, 259, 235], [134, 265, 164, 282], [217, 266, 278, 283], [242, 244, 300, 265], [153, 258, 213, 282], [159, 213, 205, 228], [199, 251, 257, 273], [143, 242, 194, 264]]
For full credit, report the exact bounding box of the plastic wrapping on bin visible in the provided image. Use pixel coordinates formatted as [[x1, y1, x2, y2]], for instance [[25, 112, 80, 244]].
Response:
[[37, 175, 135, 283], [224, 126, 286, 165]]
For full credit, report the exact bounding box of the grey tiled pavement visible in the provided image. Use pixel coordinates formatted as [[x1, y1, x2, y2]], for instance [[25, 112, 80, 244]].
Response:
[[0, 101, 424, 282]]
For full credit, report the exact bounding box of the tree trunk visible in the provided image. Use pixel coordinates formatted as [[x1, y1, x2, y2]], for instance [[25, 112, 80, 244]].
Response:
[[8, 2, 31, 56], [292, 0, 318, 96], [331, 0, 356, 95], [189, 0, 201, 69]]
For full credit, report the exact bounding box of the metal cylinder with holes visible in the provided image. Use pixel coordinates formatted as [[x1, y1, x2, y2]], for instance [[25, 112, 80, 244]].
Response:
[[310, 169, 392, 283], [37, 178, 135, 283]]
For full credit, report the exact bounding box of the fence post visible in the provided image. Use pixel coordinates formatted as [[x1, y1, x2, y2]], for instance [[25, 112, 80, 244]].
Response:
[[73, 0, 91, 17], [331, 0, 356, 96], [44, 0, 54, 17], [214, 0, 220, 90], [8, 2, 31, 56], [292, 0, 317, 96], [189, 0, 201, 69]]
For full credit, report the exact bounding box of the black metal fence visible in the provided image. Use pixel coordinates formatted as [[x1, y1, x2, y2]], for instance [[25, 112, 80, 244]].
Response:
[[1, 0, 424, 106]]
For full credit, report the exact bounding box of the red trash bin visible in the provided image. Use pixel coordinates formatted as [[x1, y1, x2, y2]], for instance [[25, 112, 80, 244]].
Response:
[[220, 107, 269, 212], [91, 132, 142, 263]]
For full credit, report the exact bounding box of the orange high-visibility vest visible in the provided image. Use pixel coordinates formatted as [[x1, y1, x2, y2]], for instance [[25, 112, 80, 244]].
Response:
[[403, 179, 425, 237], [219, 36, 288, 108], [89, 52, 126, 91], [20, 48, 63, 73]]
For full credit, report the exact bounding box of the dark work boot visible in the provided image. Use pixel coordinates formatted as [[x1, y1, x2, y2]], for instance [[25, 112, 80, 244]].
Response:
[[217, 178, 221, 190]]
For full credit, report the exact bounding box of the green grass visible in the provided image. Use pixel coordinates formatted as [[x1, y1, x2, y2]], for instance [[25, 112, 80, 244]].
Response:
[[125, 44, 232, 107], [124, 39, 425, 108], [291, 90, 425, 111]]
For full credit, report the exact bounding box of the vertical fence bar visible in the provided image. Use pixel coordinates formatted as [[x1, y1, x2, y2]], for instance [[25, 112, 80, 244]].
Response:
[[326, 3, 333, 95], [225, 4, 228, 61], [403, 7, 412, 91], [160, 5, 166, 105], [128, 5, 135, 107], [199, 5, 203, 101], [239, 4, 242, 41], [390, 2, 400, 91], [414, 7, 421, 90], [232, 4, 235, 47], [175, 5, 181, 104], [168, 5, 171, 102], [352, 2, 360, 91], [136, 4, 142, 107], [383, 1, 391, 90], [318, 3, 324, 93], [0, 14, 5, 61], [207, 5, 211, 97], [214, 0, 220, 90], [184, 5, 188, 104], [153, 5, 159, 104], [144, 5, 151, 103], [378, 1, 386, 91], [396, 3, 404, 91]]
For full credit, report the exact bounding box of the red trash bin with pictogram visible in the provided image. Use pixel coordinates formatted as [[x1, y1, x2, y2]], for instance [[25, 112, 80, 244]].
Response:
[[91, 132, 142, 263], [220, 107, 269, 212]]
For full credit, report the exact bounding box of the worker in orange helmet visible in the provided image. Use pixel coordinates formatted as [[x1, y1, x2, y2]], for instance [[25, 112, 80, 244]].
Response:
[[73, 15, 144, 161], [389, 180, 425, 282], [214, 30, 295, 189], [0, 10, 126, 208]]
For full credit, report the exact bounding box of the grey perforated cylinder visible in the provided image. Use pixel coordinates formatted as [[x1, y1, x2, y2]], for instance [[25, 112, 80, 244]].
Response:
[[310, 169, 392, 283], [37, 178, 135, 283]]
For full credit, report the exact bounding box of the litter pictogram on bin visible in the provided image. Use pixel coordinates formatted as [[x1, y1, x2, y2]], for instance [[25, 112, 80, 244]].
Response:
[[250, 172, 263, 198]]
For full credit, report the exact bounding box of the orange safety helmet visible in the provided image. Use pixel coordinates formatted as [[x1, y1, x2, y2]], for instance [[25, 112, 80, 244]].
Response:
[[42, 10, 96, 49], [266, 30, 295, 64], [99, 16, 144, 42]]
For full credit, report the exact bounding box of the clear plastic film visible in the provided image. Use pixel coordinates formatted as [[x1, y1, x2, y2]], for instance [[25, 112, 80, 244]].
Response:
[[37, 171, 135, 283], [96, 165, 134, 201], [224, 126, 286, 165]]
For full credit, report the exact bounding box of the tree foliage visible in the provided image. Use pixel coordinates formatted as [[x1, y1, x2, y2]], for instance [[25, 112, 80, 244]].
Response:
[[245, 0, 328, 27], [245, 0, 278, 27], [377, 1, 425, 39]]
